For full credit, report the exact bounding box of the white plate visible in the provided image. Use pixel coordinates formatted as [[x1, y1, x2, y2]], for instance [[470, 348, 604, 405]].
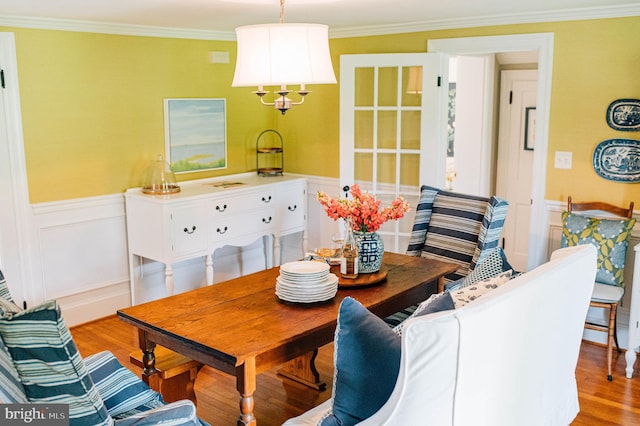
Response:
[[276, 279, 338, 294], [280, 260, 330, 275], [276, 286, 337, 303], [276, 286, 336, 298], [276, 273, 338, 289], [278, 274, 328, 285]]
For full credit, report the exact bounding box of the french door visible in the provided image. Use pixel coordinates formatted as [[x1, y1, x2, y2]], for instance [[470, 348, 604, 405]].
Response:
[[339, 53, 447, 253]]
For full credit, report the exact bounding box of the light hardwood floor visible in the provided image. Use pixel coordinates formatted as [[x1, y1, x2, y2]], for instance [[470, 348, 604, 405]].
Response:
[[71, 315, 640, 425]]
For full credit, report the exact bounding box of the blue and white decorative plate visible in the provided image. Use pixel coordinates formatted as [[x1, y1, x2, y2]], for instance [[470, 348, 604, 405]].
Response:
[[606, 99, 640, 131], [592, 138, 640, 182]]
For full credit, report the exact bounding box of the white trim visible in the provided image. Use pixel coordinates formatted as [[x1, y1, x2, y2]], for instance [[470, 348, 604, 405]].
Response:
[[428, 33, 554, 270], [1, 5, 639, 40], [0, 32, 33, 306], [330, 5, 640, 38], [0, 15, 235, 41]]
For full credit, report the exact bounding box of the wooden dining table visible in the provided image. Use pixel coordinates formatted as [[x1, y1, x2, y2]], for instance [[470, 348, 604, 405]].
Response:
[[117, 252, 457, 426]]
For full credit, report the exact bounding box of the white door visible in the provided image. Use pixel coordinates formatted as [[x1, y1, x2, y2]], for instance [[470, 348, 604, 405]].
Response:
[[339, 53, 448, 253], [495, 70, 538, 271]]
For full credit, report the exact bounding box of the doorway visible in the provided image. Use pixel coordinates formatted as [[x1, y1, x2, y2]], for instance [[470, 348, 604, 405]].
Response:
[[495, 69, 538, 271], [429, 33, 554, 270]]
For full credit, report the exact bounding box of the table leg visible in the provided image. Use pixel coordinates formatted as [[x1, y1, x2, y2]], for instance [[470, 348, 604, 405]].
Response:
[[437, 276, 445, 293], [138, 330, 160, 390], [236, 357, 257, 426], [626, 348, 637, 378], [278, 349, 326, 391]]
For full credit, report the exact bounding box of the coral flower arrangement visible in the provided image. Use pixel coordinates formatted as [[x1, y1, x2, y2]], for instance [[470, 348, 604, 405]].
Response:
[[317, 184, 410, 233]]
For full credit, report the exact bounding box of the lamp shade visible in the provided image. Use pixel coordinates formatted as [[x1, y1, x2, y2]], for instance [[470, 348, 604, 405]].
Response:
[[232, 23, 336, 87]]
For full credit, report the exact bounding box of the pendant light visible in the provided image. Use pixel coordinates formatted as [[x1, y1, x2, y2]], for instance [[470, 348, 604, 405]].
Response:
[[231, 0, 336, 114]]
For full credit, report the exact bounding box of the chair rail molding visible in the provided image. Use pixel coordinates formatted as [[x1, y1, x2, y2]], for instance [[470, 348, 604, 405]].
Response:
[[27, 179, 604, 328]]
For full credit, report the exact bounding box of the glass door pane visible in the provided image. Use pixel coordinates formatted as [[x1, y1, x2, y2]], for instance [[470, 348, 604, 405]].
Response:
[[340, 53, 444, 254]]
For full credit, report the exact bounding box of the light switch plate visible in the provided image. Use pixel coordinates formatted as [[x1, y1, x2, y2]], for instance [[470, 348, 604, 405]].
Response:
[[555, 151, 572, 169]]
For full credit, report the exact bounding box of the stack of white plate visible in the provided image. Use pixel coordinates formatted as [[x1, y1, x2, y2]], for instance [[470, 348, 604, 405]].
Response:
[[276, 261, 338, 303]]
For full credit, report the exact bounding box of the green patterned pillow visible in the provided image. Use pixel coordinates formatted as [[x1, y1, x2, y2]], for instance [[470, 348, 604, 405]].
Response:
[[0, 300, 113, 426], [561, 211, 636, 286]]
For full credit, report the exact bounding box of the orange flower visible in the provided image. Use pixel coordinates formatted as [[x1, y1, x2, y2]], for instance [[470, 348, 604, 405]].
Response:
[[317, 184, 410, 232]]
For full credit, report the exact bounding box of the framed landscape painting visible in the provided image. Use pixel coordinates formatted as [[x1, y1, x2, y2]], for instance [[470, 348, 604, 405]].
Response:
[[164, 98, 227, 173]]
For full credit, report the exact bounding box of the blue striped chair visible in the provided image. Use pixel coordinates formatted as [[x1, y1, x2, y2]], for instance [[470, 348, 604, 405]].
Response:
[[385, 185, 509, 326], [0, 270, 208, 425]]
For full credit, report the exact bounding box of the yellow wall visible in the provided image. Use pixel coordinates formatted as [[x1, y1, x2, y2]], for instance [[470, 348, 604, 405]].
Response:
[[4, 15, 640, 207], [5, 27, 283, 202], [281, 16, 640, 207]]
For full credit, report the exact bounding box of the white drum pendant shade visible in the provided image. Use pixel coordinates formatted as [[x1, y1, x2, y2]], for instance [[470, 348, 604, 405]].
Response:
[[232, 23, 336, 87]]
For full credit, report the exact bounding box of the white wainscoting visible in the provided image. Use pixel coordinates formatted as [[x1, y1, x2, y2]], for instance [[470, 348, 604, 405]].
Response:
[[30, 194, 131, 326], [28, 182, 639, 334], [27, 175, 341, 326]]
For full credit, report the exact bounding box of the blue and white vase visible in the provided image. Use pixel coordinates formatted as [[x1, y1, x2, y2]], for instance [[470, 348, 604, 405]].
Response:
[[355, 231, 384, 273]]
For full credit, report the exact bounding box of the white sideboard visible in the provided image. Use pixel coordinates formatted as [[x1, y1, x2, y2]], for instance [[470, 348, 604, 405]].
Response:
[[124, 173, 307, 303]]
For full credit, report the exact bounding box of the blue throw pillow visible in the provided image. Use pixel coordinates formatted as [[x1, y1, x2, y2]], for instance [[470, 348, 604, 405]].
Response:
[[461, 247, 514, 288], [393, 291, 455, 336], [414, 291, 455, 317], [320, 297, 401, 426]]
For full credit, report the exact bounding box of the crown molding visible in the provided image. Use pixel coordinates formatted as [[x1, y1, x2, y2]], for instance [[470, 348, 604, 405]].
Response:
[[329, 5, 640, 38], [0, 15, 236, 41], [0, 4, 639, 41]]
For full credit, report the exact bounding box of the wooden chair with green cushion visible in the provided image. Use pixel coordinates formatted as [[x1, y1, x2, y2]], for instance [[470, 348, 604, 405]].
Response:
[[562, 196, 636, 381]]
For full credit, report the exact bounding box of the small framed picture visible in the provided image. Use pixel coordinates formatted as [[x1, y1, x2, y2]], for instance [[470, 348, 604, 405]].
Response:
[[524, 107, 536, 151], [164, 98, 227, 173]]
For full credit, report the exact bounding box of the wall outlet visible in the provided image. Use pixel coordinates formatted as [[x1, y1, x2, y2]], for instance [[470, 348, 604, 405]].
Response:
[[554, 151, 572, 169]]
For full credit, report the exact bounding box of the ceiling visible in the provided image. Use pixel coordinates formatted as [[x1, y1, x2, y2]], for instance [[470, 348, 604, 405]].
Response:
[[1, 0, 639, 37]]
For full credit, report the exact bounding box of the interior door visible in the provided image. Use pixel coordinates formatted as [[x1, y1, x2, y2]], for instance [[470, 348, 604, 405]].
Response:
[[495, 70, 538, 271], [339, 53, 448, 253]]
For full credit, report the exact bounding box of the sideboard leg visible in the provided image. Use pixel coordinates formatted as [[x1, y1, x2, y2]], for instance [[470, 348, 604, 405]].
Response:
[[205, 254, 214, 285], [164, 264, 174, 295], [129, 254, 137, 305], [302, 229, 308, 257], [273, 235, 280, 267]]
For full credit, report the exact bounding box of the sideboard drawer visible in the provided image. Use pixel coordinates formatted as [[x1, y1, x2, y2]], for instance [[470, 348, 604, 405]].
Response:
[[211, 189, 275, 217], [211, 207, 276, 244], [277, 182, 306, 233]]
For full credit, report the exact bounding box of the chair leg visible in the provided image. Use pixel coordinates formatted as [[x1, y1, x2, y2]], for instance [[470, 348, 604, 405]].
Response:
[[607, 303, 618, 381], [613, 307, 621, 353]]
